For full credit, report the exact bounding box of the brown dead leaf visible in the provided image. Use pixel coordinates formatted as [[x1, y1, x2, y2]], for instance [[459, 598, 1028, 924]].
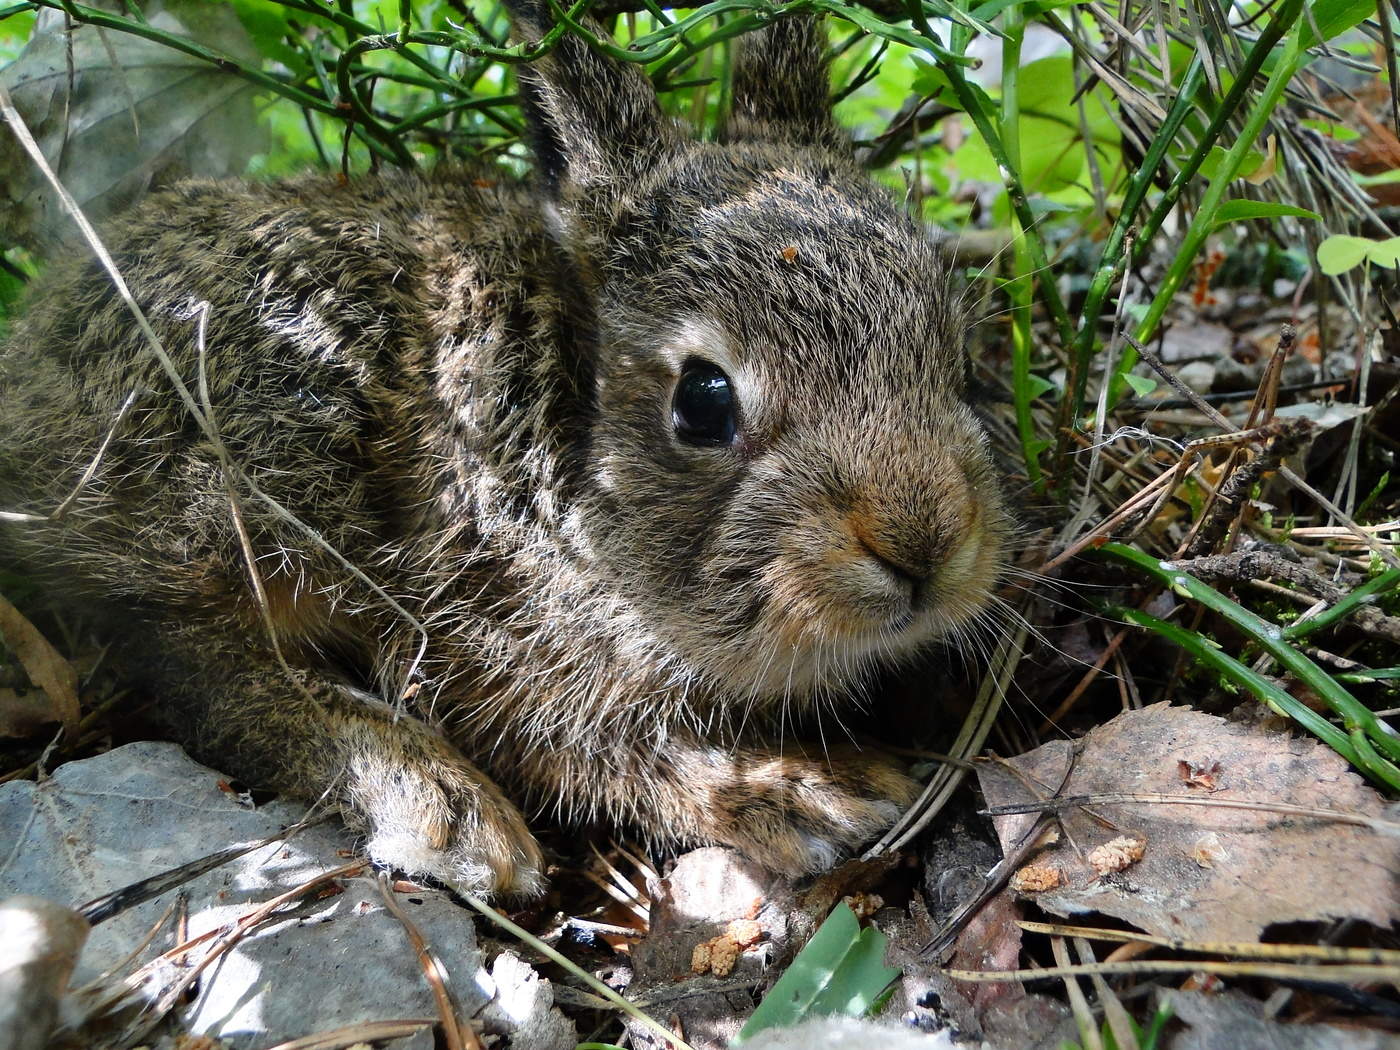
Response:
[[1178, 759, 1222, 790], [0, 688, 60, 738], [0, 593, 79, 738], [976, 704, 1400, 941]]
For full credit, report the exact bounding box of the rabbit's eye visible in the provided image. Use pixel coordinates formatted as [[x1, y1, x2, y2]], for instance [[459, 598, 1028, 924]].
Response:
[[672, 360, 737, 446]]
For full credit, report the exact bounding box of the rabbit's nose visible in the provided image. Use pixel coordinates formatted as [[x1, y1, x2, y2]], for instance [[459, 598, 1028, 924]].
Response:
[[848, 517, 936, 607], [857, 536, 926, 591]]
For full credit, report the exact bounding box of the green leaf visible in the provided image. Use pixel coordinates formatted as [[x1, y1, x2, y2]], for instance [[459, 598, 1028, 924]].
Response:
[[1027, 197, 1078, 216], [1371, 238, 1400, 267], [1316, 234, 1400, 274], [229, 0, 306, 73], [734, 904, 900, 1043], [1211, 200, 1321, 229], [1197, 144, 1265, 182], [1124, 373, 1157, 397], [1317, 234, 1372, 274], [0, 2, 265, 249], [1023, 373, 1058, 400], [1300, 0, 1375, 49], [910, 60, 953, 99]]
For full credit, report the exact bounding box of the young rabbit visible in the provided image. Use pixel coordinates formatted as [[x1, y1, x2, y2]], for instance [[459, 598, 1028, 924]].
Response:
[[0, 10, 1009, 896]]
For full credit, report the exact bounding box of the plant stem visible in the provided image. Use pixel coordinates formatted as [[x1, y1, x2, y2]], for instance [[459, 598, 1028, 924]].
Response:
[[1130, 0, 1306, 349], [1101, 543, 1400, 779], [1055, 55, 1204, 484], [1284, 566, 1400, 640], [999, 4, 1043, 486]]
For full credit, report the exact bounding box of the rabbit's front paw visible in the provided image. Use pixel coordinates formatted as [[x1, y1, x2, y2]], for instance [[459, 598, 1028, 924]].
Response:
[[703, 750, 920, 874], [342, 728, 545, 898]]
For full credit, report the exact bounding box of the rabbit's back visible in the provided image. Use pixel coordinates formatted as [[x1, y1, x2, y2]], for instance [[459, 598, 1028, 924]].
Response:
[[0, 170, 572, 637]]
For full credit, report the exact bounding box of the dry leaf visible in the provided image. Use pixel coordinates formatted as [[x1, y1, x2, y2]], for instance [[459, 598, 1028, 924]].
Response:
[[1177, 759, 1222, 790], [0, 688, 60, 739], [0, 593, 79, 738], [0, 3, 262, 249], [976, 703, 1400, 941]]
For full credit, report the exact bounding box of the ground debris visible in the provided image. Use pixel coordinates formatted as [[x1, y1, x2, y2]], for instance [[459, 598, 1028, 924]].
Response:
[[0, 742, 573, 1050], [0, 592, 79, 738], [1165, 988, 1400, 1049], [976, 703, 1400, 941]]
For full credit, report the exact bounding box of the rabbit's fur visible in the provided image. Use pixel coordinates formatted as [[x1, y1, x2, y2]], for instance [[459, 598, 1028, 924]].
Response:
[[0, 13, 1009, 895]]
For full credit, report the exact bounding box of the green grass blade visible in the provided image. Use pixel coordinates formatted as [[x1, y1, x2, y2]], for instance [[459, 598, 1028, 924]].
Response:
[[1099, 543, 1400, 789], [1283, 567, 1400, 641], [735, 902, 900, 1043]]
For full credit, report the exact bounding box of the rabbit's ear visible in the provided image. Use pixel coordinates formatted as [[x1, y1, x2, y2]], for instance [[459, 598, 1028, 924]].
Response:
[[510, 4, 674, 195], [722, 16, 844, 150]]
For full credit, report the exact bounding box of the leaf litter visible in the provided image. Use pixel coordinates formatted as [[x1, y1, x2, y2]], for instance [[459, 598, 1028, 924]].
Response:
[[0, 2, 263, 250], [976, 703, 1400, 942], [0, 590, 78, 738]]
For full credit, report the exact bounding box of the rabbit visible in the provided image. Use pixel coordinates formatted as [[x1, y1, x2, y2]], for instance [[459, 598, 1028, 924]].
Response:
[[0, 9, 1010, 897]]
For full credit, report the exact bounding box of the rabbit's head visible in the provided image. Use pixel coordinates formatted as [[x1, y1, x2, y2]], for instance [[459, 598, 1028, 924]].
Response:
[[514, 12, 1011, 701]]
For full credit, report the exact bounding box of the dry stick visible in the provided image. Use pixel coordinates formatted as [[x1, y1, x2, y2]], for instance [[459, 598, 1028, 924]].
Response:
[[944, 958, 1400, 984], [612, 838, 661, 884], [73, 896, 182, 1018], [922, 748, 1077, 958], [1039, 468, 1175, 574], [62, 899, 189, 1031], [1179, 425, 1307, 559], [191, 302, 323, 712], [866, 617, 1028, 858], [376, 871, 475, 1050], [262, 1020, 438, 1050], [0, 688, 132, 785], [590, 841, 651, 912], [1129, 336, 1400, 569], [0, 86, 433, 697], [1035, 626, 1130, 736], [0, 386, 138, 524], [1181, 549, 1400, 645], [50, 387, 141, 521], [116, 861, 368, 1045], [1075, 235, 1139, 542], [1051, 937, 1103, 1050], [1175, 326, 1297, 558], [980, 791, 1400, 836], [458, 891, 698, 1050], [1019, 920, 1400, 964], [1074, 936, 1139, 1050], [79, 811, 333, 925]]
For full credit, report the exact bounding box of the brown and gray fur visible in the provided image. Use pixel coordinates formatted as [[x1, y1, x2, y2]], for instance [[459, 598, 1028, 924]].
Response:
[[0, 12, 1009, 895]]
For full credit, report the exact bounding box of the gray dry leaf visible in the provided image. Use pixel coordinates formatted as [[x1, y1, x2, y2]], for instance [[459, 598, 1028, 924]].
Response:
[[977, 703, 1400, 941], [0, 1, 264, 250], [1164, 989, 1400, 1050], [0, 742, 576, 1050], [0, 592, 78, 737]]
